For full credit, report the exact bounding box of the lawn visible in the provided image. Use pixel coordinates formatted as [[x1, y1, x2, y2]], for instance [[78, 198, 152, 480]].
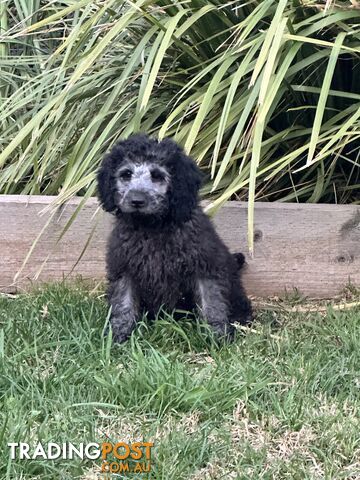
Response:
[[0, 284, 359, 480]]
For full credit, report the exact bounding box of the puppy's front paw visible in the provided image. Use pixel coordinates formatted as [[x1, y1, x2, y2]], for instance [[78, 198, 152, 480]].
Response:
[[217, 323, 235, 343], [112, 332, 130, 344], [108, 316, 133, 344]]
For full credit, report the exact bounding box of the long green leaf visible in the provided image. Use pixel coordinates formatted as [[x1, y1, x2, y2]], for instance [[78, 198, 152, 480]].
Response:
[[305, 32, 347, 166]]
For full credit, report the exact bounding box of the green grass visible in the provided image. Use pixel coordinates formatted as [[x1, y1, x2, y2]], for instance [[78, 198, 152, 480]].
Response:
[[0, 283, 359, 479]]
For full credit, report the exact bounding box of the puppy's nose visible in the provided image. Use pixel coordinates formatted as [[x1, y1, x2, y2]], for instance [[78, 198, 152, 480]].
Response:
[[131, 198, 145, 208], [129, 191, 147, 209]]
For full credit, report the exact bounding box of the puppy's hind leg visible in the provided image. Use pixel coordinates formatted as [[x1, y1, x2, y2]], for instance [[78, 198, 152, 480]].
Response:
[[196, 278, 234, 340], [107, 276, 139, 344], [229, 274, 252, 326]]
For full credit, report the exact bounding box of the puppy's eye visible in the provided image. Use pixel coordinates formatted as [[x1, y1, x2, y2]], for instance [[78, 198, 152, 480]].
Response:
[[119, 169, 132, 180], [151, 169, 165, 182]]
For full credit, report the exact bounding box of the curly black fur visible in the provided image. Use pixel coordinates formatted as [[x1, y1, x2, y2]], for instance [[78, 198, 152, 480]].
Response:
[[97, 134, 252, 343]]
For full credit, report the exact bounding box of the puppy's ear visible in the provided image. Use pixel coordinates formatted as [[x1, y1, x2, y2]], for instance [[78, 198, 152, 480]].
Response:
[[167, 143, 203, 223], [97, 154, 117, 213], [97, 143, 126, 213]]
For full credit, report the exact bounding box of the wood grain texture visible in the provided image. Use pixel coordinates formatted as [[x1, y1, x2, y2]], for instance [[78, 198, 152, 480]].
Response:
[[0, 195, 359, 297]]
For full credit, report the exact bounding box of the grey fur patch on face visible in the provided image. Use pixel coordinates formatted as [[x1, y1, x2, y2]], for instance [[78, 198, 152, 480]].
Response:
[[115, 161, 170, 215]]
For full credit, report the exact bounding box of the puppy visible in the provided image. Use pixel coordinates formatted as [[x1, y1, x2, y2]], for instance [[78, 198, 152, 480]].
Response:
[[97, 134, 251, 343]]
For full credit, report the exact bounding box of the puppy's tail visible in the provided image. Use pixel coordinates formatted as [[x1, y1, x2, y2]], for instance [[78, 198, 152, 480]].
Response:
[[233, 252, 246, 270]]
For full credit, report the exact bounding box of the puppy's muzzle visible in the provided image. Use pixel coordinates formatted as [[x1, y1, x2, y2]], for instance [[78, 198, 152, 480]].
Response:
[[125, 190, 149, 210]]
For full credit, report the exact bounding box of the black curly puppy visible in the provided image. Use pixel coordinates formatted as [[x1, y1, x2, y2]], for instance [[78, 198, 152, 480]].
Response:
[[97, 134, 251, 343]]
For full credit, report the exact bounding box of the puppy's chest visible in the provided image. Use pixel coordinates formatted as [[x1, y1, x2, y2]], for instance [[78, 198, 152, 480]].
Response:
[[123, 230, 196, 286]]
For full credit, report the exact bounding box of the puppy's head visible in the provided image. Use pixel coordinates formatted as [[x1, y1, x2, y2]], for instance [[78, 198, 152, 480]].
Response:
[[97, 134, 202, 223]]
